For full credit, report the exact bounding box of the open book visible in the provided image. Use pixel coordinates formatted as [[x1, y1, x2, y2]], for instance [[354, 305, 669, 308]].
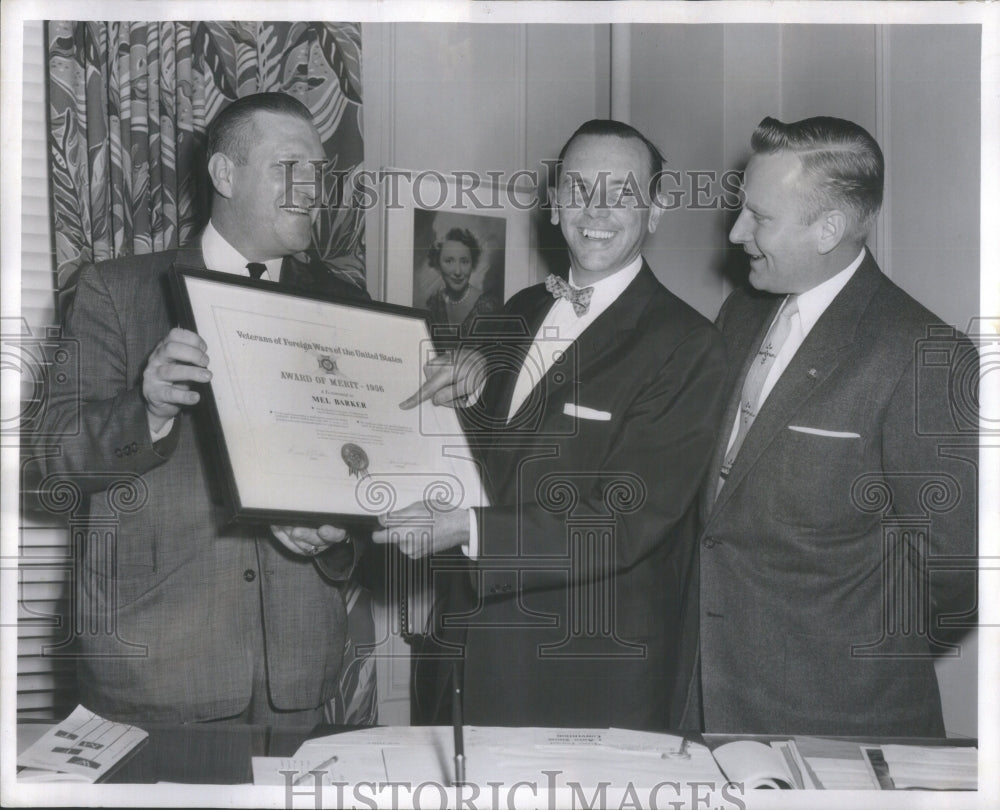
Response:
[[17, 705, 149, 783], [711, 739, 822, 789]]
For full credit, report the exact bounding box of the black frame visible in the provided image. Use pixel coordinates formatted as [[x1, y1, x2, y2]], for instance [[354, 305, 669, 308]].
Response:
[[169, 265, 434, 528]]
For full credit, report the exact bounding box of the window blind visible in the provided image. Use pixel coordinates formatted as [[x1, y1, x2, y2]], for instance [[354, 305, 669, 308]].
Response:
[[18, 19, 76, 721], [21, 19, 55, 330]]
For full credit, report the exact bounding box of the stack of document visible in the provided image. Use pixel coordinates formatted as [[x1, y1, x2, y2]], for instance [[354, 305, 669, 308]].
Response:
[[17, 705, 148, 783], [880, 744, 977, 790]]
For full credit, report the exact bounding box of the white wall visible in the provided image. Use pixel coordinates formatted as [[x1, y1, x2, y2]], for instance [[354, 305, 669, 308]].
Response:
[[885, 25, 980, 334]]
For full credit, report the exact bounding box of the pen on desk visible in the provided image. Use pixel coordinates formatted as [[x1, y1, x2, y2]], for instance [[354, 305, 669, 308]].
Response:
[[452, 659, 465, 786], [665, 735, 690, 760], [292, 753, 339, 786]]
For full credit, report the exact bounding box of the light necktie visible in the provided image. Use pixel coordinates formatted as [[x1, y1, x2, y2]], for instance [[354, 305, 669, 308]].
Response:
[[718, 296, 799, 492], [545, 274, 594, 316], [246, 261, 267, 280]]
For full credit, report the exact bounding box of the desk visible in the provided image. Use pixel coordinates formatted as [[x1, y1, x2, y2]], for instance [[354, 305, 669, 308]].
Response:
[[18, 723, 977, 788]]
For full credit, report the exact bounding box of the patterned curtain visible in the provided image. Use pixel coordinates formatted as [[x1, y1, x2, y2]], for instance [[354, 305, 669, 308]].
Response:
[[44, 20, 376, 727], [46, 20, 367, 301]]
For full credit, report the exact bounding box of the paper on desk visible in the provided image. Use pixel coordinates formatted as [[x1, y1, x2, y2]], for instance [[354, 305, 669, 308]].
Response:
[[16, 768, 92, 783], [297, 724, 450, 751], [252, 750, 388, 786], [16, 705, 148, 783], [879, 744, 977, 790], [299, 727, 724, 789]]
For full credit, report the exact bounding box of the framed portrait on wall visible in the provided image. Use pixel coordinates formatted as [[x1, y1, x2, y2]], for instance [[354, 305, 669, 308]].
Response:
[[381, 169, 536, 332]]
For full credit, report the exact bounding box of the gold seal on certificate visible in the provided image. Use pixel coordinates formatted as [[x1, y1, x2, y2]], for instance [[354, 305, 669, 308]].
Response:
[[169, 267, 486, 525], [341, 443, 370, 479]]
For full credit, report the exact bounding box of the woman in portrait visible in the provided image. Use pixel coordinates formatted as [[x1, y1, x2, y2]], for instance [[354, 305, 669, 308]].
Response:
[[425, 227, 502, 334]]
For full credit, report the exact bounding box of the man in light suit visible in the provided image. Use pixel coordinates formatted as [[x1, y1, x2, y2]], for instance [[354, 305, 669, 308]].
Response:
[[33, 93, 368, 724], [676, 116, 978, 736], [378, 120, 728, 729]]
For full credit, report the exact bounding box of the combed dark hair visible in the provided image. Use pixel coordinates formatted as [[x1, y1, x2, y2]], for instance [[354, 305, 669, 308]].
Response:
[[427, 228, 482, 270], [751, 116, 884, 242], [205, 92, 315, 165], [557, 119, 667, 193]]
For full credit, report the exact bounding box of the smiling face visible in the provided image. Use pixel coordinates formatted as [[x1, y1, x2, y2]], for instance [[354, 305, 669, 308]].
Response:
[[551, 134, 662, 285], [437, 240, 474, 293], [729, 151, 831, 294], [214, 110, 326, 260]]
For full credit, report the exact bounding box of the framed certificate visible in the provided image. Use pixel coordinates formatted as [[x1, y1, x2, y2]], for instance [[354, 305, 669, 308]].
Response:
[[170, 268, 486, 526]]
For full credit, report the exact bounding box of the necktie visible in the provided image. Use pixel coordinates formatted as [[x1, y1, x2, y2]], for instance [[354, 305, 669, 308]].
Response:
[[545, 274, 594, 316], [246, 262, 267, 280], [718, 296, 799, 493]]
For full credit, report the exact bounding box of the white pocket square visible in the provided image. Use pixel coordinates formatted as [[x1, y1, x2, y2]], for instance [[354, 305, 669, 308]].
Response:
[[788, 425, 861, 439], [563, 403, 612, 421]]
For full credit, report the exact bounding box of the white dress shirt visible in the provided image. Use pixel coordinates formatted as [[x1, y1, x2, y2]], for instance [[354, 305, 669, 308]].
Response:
[[723, 248, 866, 456], [201, 220, 283, 280], [506, 256, 643, 421], [150, 222, 283, 441]]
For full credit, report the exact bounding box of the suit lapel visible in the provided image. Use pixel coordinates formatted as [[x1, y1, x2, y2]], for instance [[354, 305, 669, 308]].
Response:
[[505, 264, 656, 427], [573, 264, 654, 379], [495, 290, 555, 424], [710, 255, 884, 519], [278, 251, 315, 288]]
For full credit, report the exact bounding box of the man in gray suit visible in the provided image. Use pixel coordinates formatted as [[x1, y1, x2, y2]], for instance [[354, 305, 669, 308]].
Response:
[[677, 116, 978, 736], [34, 93, 367, 724]]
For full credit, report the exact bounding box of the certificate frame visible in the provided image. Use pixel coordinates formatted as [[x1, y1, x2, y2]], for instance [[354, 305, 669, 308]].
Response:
[[170, 267, 486, 527]]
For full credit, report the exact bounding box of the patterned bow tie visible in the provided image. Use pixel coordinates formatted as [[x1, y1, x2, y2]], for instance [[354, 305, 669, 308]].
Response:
[[545, 274, 594, 316]]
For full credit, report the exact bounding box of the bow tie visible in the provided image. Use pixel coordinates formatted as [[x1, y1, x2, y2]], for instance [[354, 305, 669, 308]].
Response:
[[545, 274, 594, 316]]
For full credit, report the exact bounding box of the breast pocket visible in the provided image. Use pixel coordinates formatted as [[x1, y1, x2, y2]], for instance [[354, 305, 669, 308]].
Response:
[[768, 427, 873, 531]]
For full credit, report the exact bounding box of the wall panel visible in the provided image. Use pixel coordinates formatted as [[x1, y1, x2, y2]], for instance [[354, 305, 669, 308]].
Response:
[[631, 24, 729, 319], [887, 24, 980, 333]]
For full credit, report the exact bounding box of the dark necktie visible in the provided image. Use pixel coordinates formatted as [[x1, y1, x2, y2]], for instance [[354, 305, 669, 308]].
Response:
[[246, 262, 267, 280], [544, 274, 594, 316]]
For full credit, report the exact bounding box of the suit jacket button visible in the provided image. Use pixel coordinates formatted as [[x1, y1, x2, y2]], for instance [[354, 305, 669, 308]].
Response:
[[243, 569, 257, 582], [703, 537, 716, 548]]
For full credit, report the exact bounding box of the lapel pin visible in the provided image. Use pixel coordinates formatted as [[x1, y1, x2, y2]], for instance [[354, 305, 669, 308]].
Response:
[[807, 368, 819, 379]]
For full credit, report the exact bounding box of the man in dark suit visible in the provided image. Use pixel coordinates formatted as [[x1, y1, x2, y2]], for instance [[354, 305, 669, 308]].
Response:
[[33, 93, 368, 724], [677, 116, 978, 736], [378, 120, 727, 729]]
